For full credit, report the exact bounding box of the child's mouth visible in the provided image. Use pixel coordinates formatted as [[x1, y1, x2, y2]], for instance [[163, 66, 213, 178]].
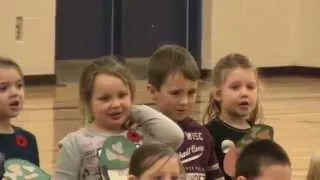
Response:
[[239, 101, 249, 108], [177, 109, 185, 112], [9, 100, 21, 110], [176, 109, 188, 114], [109, 112, 122, 120]]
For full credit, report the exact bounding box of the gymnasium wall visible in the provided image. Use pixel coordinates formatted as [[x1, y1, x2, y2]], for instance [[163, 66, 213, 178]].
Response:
[[0, 0, 320, 76], [0, 0, 55, 75], [201, 0, 320, 69]]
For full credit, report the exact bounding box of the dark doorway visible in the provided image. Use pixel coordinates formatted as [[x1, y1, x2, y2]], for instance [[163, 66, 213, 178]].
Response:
[[55, 0, 113, 59], [120, 0, 187, 57], [55, 0, 202, 64]]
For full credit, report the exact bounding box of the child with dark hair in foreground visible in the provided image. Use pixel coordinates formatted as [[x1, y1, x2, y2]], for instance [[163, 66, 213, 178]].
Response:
[[234, 139, 291, 180]]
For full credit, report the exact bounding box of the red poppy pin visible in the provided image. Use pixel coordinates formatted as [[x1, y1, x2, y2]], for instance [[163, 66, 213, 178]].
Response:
[[16, 135, 28, 148], [127, 131, 141, 142]]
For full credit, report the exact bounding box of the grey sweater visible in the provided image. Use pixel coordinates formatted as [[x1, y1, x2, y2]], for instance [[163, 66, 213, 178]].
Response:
[[53, 105, 184, 180]]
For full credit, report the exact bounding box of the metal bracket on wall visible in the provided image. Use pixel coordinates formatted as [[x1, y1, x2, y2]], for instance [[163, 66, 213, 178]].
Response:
[[15, 16, 24, 41]]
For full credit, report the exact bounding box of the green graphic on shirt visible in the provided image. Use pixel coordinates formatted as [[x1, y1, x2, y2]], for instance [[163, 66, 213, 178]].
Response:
[[4, 159, 50, 180], [236, 124, 274, 149], [100, 136, 136, 169]]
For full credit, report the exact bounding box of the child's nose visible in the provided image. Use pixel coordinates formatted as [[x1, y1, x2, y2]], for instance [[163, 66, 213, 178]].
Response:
[[240, 87, 249, 96], [9, 86, 20, 96], [110, 98, 121, 107], [179, 95, 189, 105]]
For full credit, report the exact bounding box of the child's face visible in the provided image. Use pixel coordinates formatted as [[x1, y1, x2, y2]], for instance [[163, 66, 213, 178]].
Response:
[[138, 156, 183, 180], [216, 68, 258, 120], [90, 74, 132, 132], [150, 72, 198, 121], [0, 68, 24, 120], [255, 164, 292, 180]]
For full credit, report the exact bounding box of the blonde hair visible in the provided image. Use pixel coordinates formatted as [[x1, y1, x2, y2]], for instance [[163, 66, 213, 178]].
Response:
[[203, 53, 263, 125], [129, 143, 184, 177], [307, 150, 320, 180], [79, 56, 135, 125]]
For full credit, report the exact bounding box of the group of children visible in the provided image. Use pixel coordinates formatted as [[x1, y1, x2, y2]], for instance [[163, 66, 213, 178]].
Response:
[[0, 45, 319, 180]]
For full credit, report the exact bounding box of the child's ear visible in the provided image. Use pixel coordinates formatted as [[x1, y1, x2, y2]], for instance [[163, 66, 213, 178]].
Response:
[[147, 84, 158, 100], [128, 175, 138, 180], [211, 87, 221, 101]]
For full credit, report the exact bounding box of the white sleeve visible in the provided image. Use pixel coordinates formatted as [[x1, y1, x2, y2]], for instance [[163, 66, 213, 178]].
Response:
[[53, 134, 81, 180]]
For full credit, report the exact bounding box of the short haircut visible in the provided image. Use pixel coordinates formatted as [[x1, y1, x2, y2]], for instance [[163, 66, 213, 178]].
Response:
[[147, 44, 200, 90], [235, 139, 291, 179]]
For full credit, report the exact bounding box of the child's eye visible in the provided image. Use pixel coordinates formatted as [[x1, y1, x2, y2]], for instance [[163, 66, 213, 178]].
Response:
[[118, 92, 128, 98], [247, 85, 255, 90], [247, 83, 256, 90], [152, 176, 163, 180], [188, 89, 196, 96], [170, 90, 181, 96], [17, 82, 24, 89], [99, 96, 111, 101], [152, 175, 181, 180], [0, 85, 8, 92], [230, 85, 240, 90]]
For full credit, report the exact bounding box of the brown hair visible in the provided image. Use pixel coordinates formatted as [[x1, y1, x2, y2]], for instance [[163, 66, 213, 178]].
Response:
[[307, 150, 320, 180], [148, 44, 200, 90], [129, 143, 184, 177], [0, 56, 23, 78], [203, 53, 262, 125], [79, 56, 135, 125]]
